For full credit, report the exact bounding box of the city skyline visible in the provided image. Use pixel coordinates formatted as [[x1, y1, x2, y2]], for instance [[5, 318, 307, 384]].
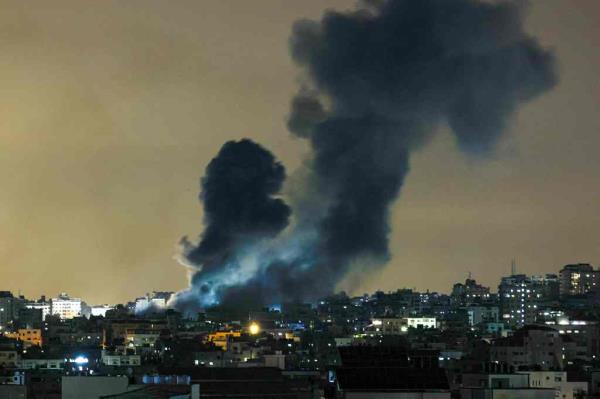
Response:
[[1, 1, 599, 305], [8, 262, 598, 309]]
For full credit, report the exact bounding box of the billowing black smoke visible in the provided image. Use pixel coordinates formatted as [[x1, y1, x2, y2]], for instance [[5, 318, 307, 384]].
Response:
[[170, 139, 291, 311], [171, 0, 557, 312], [184, 139, 290, 266]]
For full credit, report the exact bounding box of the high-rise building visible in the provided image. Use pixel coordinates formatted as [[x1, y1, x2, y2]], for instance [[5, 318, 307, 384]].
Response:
[[0, 291, 24, 330], [51, 293, 82, 319], [559, 263, 600, 297], [498, 274, 559, 327]]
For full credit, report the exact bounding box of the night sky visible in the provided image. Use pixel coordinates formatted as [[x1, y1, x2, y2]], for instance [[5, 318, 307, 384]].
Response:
[[1, 0, 598, 304]]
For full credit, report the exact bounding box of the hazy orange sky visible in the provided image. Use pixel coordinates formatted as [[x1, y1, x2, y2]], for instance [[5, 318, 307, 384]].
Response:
[[1, 1, 598, 304]]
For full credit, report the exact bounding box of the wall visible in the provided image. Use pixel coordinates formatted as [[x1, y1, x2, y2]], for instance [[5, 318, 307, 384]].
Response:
[[461, 388, 556, 399], [62, 376, 132, 399], [0, 385, 26, 399], [346, 393, 450, 399]]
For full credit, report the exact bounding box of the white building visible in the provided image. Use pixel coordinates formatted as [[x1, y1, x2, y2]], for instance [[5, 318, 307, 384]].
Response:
[[134, 295, 166, 314], [25, 302, 51, 321], [51, 293, 82, 319], [90, 305, 114, 318], [406, 317, 437, 329], [518, 371, 588, 399], [17, 358, 64, 370], [462, 373, 555, 399], [101, 350, 141, 367], [373, 317, 437, 335]]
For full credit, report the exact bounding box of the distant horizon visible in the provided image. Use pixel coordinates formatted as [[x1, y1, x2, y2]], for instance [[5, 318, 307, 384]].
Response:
[[7, 260, 597, 307]]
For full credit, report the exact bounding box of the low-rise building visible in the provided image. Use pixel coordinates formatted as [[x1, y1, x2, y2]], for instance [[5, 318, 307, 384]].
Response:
[[17, 358, 64, 370], [466, 306, 499, 326], [0, 349, 18, 368], [490, 325, 563, 371], [205, 331, 242, 350], [376, 317, 437, 335], [518, 371, 587, 399], [406, 317, 437, 329], [21, 329, 42, 347], [101, 350, 141, 367], [125, 329, 161, 350]]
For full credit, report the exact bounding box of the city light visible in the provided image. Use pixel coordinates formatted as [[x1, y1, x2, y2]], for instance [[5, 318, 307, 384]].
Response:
[[249, 322, 260, 335], [73, 356, 89, 365]]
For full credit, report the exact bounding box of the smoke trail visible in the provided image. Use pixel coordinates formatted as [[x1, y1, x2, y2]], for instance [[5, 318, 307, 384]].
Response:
[[172, 0, 557, 311]]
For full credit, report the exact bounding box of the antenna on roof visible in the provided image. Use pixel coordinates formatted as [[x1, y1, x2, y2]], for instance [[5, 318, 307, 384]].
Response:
[[511, 259, 517, 276]]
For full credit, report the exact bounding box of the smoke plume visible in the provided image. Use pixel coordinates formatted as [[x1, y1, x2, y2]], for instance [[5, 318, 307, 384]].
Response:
[[170, 139, 291, 310], [171, 0, 557, 312]]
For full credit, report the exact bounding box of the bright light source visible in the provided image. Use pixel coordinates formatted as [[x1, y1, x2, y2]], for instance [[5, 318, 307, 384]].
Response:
[[73, 356, 88, 364], [249, 322, 260, 335]]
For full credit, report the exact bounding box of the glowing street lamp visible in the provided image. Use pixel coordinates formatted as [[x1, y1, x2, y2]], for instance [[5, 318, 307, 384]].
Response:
[[249, 322, 260, 335]]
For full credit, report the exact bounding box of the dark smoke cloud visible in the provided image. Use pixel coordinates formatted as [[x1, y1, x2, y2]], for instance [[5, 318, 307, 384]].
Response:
[[185, 139, 290, 267], [172, 0, 557, 311], [284, 0, 557, 293], [170, 139, 290, 310]]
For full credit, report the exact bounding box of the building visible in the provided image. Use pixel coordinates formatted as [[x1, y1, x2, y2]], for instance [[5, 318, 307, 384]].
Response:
[[5, 328, 43, 347], [559, 263, 600, 297], [89, 305, 114, 318], [0, 385, 27, 399], [17, 357, 64, 370], [62, 376, 153, 399], [374, 317, 437, 335], [592, 370, 600, 396], [125, 329, 161, 350], [101, 349, 141, 367], [462, 372, 529, 389], [51, 293, 82, 319], [330, 346, 450, 399], [489, 325, 563, 371], [461, 372, 555, 399], [466, 305, 499, 326], [499, 274, 559, 327], [0, 291, 23, 329], [134, 291, 172, 314], [17, 307, 43, 329], [406, 317, 437, 329], [544, 318, 600, 363], [379, 318, 405, 335], [25, 298, 52, 321], [518, 371, 588, 399], [205, 331, 242, 350], [0, 347, 18, 368], [264, 352, 286, 370], [451, 278, 490, 306], [483, 322, 509, 337]]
